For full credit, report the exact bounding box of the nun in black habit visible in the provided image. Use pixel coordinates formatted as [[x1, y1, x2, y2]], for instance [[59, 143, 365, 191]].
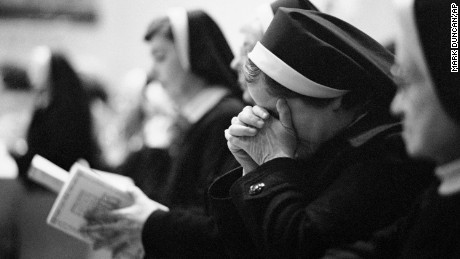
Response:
[[324, 0, 460, 258], [82, 8, 244, 258], [208, 7, 434, 258]]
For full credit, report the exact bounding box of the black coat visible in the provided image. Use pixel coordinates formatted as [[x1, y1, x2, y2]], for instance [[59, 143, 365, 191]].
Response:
[[141, 95, 243, 258], [324, 182, 460, 259], [208, 114, 434, 258]]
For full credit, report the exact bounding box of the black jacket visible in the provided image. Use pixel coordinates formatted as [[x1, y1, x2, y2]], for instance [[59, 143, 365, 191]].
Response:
[[141, 96, 243, 258], [208, 114, 434, 258], [324, 182, 460, 259]]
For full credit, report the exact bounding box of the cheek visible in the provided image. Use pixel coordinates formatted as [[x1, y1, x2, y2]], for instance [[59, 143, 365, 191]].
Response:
[[400, 84, 443, 157], [247, 84, 271, 107], [288, 103, 322, 142], [164, 61, 185, 84]]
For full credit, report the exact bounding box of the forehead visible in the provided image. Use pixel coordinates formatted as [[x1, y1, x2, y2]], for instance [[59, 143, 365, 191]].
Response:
[[247, 78, 278, 113], [395, 27, 430, 85]]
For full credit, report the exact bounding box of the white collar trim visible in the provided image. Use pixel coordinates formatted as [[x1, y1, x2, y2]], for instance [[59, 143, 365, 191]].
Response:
[[181, 87, 228, 124], [168, 8, 190, 71], [436, 158, 460, 196]]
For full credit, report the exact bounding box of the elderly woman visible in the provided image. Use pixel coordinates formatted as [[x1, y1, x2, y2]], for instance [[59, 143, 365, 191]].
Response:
[[209, 7, 433, 258]]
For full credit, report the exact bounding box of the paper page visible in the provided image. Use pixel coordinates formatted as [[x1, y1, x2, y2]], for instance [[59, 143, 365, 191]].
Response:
[[27, 155, 69, 193], [46, 164, 141, 258]]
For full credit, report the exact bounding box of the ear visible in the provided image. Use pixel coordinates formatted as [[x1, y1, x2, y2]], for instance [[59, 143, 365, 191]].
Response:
[[330, 96, 343, 111]]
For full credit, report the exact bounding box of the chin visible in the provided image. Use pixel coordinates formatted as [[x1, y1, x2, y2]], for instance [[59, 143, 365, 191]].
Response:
[[405, 142, 434, 162]]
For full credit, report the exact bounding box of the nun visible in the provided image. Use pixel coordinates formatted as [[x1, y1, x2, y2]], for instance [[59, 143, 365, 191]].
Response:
[[82, 9, 244, 258], [208, 8, 434, 258], [325, 0, 460, 258], [231, 0, 319, 104]]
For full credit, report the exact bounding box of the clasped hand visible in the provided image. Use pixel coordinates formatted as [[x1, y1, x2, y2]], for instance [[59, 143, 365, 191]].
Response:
[[225, 99, 297, 175]]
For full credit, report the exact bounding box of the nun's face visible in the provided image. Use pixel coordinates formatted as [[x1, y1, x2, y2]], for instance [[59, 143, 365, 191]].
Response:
[[148, 35, 187, 98], [247, 77, 345, 158], [390, 39, 460, 164]]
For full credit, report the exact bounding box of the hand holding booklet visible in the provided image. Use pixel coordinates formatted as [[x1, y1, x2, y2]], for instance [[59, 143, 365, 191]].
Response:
[[27, 155, 143, 258]]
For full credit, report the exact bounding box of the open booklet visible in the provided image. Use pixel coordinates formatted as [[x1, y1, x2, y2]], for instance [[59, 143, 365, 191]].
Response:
[[27, 155, 143, 258]]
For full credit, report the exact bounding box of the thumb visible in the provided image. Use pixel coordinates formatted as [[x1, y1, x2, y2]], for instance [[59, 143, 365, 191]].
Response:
[[276, 99, 294, 131], [125, 185, 145, 202]]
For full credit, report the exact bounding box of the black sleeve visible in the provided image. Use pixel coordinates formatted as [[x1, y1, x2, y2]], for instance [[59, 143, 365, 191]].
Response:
[[228, 156, 431, 258], [141, 209, 225, 258], [322, 222, 405, 259], [141, 97, 244, 258]]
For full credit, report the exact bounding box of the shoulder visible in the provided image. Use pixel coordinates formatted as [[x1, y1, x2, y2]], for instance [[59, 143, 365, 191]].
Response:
[[214, 95, 245, 114], [202, 95, 244, 124]]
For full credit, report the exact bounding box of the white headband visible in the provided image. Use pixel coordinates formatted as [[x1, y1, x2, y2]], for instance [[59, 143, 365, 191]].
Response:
[[167, 8, 190, 71], [394, 0, 434, 87], [248, 42, 349, 98]]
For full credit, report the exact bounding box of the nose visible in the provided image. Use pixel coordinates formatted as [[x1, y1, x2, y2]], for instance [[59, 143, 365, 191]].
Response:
[[390, 91, 403, 118], [149, 63, 158, 81]]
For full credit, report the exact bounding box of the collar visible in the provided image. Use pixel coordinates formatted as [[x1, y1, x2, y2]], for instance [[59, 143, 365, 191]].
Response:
[[0, 141, 18, 179], [181, 87, 229, 124], [309, 113, 401, 165], [436, 158, 460, 196], [345, 113, 401, 148]]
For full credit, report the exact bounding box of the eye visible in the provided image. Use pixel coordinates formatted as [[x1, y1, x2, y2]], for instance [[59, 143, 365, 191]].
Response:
[[154, 52, 166, 62], [391, 64, 410, 90], [151, 48, 167, 63]]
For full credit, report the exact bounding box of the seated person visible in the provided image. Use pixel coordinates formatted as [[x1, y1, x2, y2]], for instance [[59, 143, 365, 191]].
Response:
[[324, 0, 460, 258], [82, 9, 244, 258], [208, 8, 434, 258]]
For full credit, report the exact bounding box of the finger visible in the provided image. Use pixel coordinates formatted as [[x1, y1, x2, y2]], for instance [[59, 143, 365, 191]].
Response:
[[228, 124, 257, 137], [83, 218, 139, 235], [238, 106, 265, 128], [276, 99, 294, 130], [112, 241, 130, 259], [81, 221, 120, 235], [231, 116, 245, 126], [124, 185, 145, 202], [85, 209, 120, 223], [224, 129, 232, 141], [252, 106, 270, 119], [81, 225, 116, 241], [93, 231, 128, 250], [227, 135, 247, 150]]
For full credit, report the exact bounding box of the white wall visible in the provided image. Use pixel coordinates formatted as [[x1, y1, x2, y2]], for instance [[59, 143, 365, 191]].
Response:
[[0, 0, 396, 94], [0, 0, 271, 93]]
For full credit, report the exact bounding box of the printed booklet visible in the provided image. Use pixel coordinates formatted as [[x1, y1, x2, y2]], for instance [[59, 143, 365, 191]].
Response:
[[27, 155, 143, 258]]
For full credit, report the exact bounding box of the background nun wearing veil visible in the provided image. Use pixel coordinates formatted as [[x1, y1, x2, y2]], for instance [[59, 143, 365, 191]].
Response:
[[82, 8, 244, 258]]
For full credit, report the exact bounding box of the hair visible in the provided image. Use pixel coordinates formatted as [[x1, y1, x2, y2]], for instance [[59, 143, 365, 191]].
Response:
[[244, 58, 395, 117], [244, 59, 334, 108]]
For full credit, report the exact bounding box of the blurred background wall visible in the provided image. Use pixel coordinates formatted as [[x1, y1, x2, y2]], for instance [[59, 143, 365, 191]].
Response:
[[0, 0, 397, 95]]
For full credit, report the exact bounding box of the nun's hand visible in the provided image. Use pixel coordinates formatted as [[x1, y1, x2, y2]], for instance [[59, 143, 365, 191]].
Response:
[[225, 116, 258, 174], [228, 100, 297, 168], [81, 186, 168, 258]]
